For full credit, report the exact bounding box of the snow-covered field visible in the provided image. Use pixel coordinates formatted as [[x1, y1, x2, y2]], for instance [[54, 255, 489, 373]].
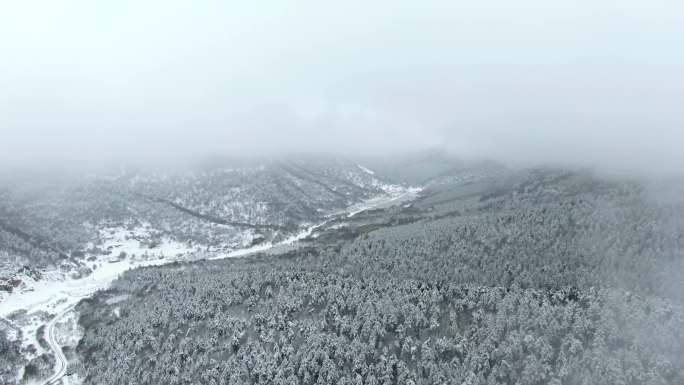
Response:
[[357, 164, 376, 175], [94, 223, 198, 261]]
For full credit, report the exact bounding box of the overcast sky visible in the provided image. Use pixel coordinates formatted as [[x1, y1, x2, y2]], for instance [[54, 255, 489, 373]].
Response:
[[1, 1, 682, 174]]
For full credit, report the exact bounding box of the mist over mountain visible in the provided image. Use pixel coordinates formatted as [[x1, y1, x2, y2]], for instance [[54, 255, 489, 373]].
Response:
[[2, 1, 683, 175], [2, 2, 684, 385]]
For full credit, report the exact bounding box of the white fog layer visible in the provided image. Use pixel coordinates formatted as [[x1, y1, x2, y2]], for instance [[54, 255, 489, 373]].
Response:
[[1, 2, 683, 385], [1, 1, 683, 174]]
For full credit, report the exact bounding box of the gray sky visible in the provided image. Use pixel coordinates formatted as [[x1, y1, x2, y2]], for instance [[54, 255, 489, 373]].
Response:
[[1, 0, 682, 174]]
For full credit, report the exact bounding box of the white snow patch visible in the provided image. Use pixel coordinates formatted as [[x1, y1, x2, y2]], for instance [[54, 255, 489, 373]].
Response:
[[213, 241, 275, 259], [345, 186, 422, 218], [0, 229, 196, 366], [357, 164, 375, 175], [97, 224, 195, 260], [0, 183, 423, 385], [55, 311, 82, 347], [104, 295, 130, 305]]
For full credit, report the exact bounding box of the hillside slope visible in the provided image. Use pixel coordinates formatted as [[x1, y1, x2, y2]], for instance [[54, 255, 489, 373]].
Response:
[[74, 168, 684, 385]]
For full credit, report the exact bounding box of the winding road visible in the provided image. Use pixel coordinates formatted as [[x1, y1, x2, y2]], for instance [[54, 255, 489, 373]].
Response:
[[22, 187, 422, 385], [42, 306, 74, 385]]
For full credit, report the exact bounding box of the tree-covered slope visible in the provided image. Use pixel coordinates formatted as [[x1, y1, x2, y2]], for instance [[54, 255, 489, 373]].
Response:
[[74, 169, 684, 385], [0, 156, 403, 289]]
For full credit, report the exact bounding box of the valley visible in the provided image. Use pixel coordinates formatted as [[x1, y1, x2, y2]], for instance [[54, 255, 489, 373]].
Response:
[[2, 155, 683, 385], [0, 157, 422, 385]]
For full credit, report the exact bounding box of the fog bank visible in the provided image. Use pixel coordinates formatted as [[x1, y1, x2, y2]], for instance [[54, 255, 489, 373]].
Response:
[[1, 1, 682, 175]]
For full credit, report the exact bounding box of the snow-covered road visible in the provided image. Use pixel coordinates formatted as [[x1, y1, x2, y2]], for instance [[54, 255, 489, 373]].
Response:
[[43, 305, 75, 385]]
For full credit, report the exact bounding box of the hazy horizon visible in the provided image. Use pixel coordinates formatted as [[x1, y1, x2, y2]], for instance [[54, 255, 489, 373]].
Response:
[[3, 4, 684, 384], [2, 1, 682, 176]]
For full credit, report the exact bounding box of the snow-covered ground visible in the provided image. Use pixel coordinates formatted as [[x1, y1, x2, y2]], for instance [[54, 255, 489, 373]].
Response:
[[357, 164, 376, 175], [0, 184, 420, 385], [95, 223, 196, 261], [209, 219, 330, 261], [210, 185, 420, 260], [346, 186, 422, 218]]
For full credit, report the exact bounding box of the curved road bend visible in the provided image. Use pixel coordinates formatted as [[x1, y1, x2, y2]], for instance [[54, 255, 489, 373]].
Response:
[[42, 306, 74, 385], [36, 187, 421, 385]]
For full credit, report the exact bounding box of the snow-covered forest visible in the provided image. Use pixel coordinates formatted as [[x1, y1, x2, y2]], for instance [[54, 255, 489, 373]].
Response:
[[65, 166, 684, 385], [3, 0, 683, 383]]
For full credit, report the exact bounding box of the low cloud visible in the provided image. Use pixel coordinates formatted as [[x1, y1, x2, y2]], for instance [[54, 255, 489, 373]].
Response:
[[1, 0, 682, 175]]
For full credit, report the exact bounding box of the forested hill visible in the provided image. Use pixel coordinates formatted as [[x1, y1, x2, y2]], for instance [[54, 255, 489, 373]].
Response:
[[0, 156, 405, 288], [74, 168, 684, 385]]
